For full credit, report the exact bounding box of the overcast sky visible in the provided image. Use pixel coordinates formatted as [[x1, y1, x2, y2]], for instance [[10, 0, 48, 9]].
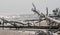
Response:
[[0, 0, 60, 15]]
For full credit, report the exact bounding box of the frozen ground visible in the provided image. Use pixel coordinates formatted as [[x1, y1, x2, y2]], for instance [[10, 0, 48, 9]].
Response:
[[0, 30, 35, 35]]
